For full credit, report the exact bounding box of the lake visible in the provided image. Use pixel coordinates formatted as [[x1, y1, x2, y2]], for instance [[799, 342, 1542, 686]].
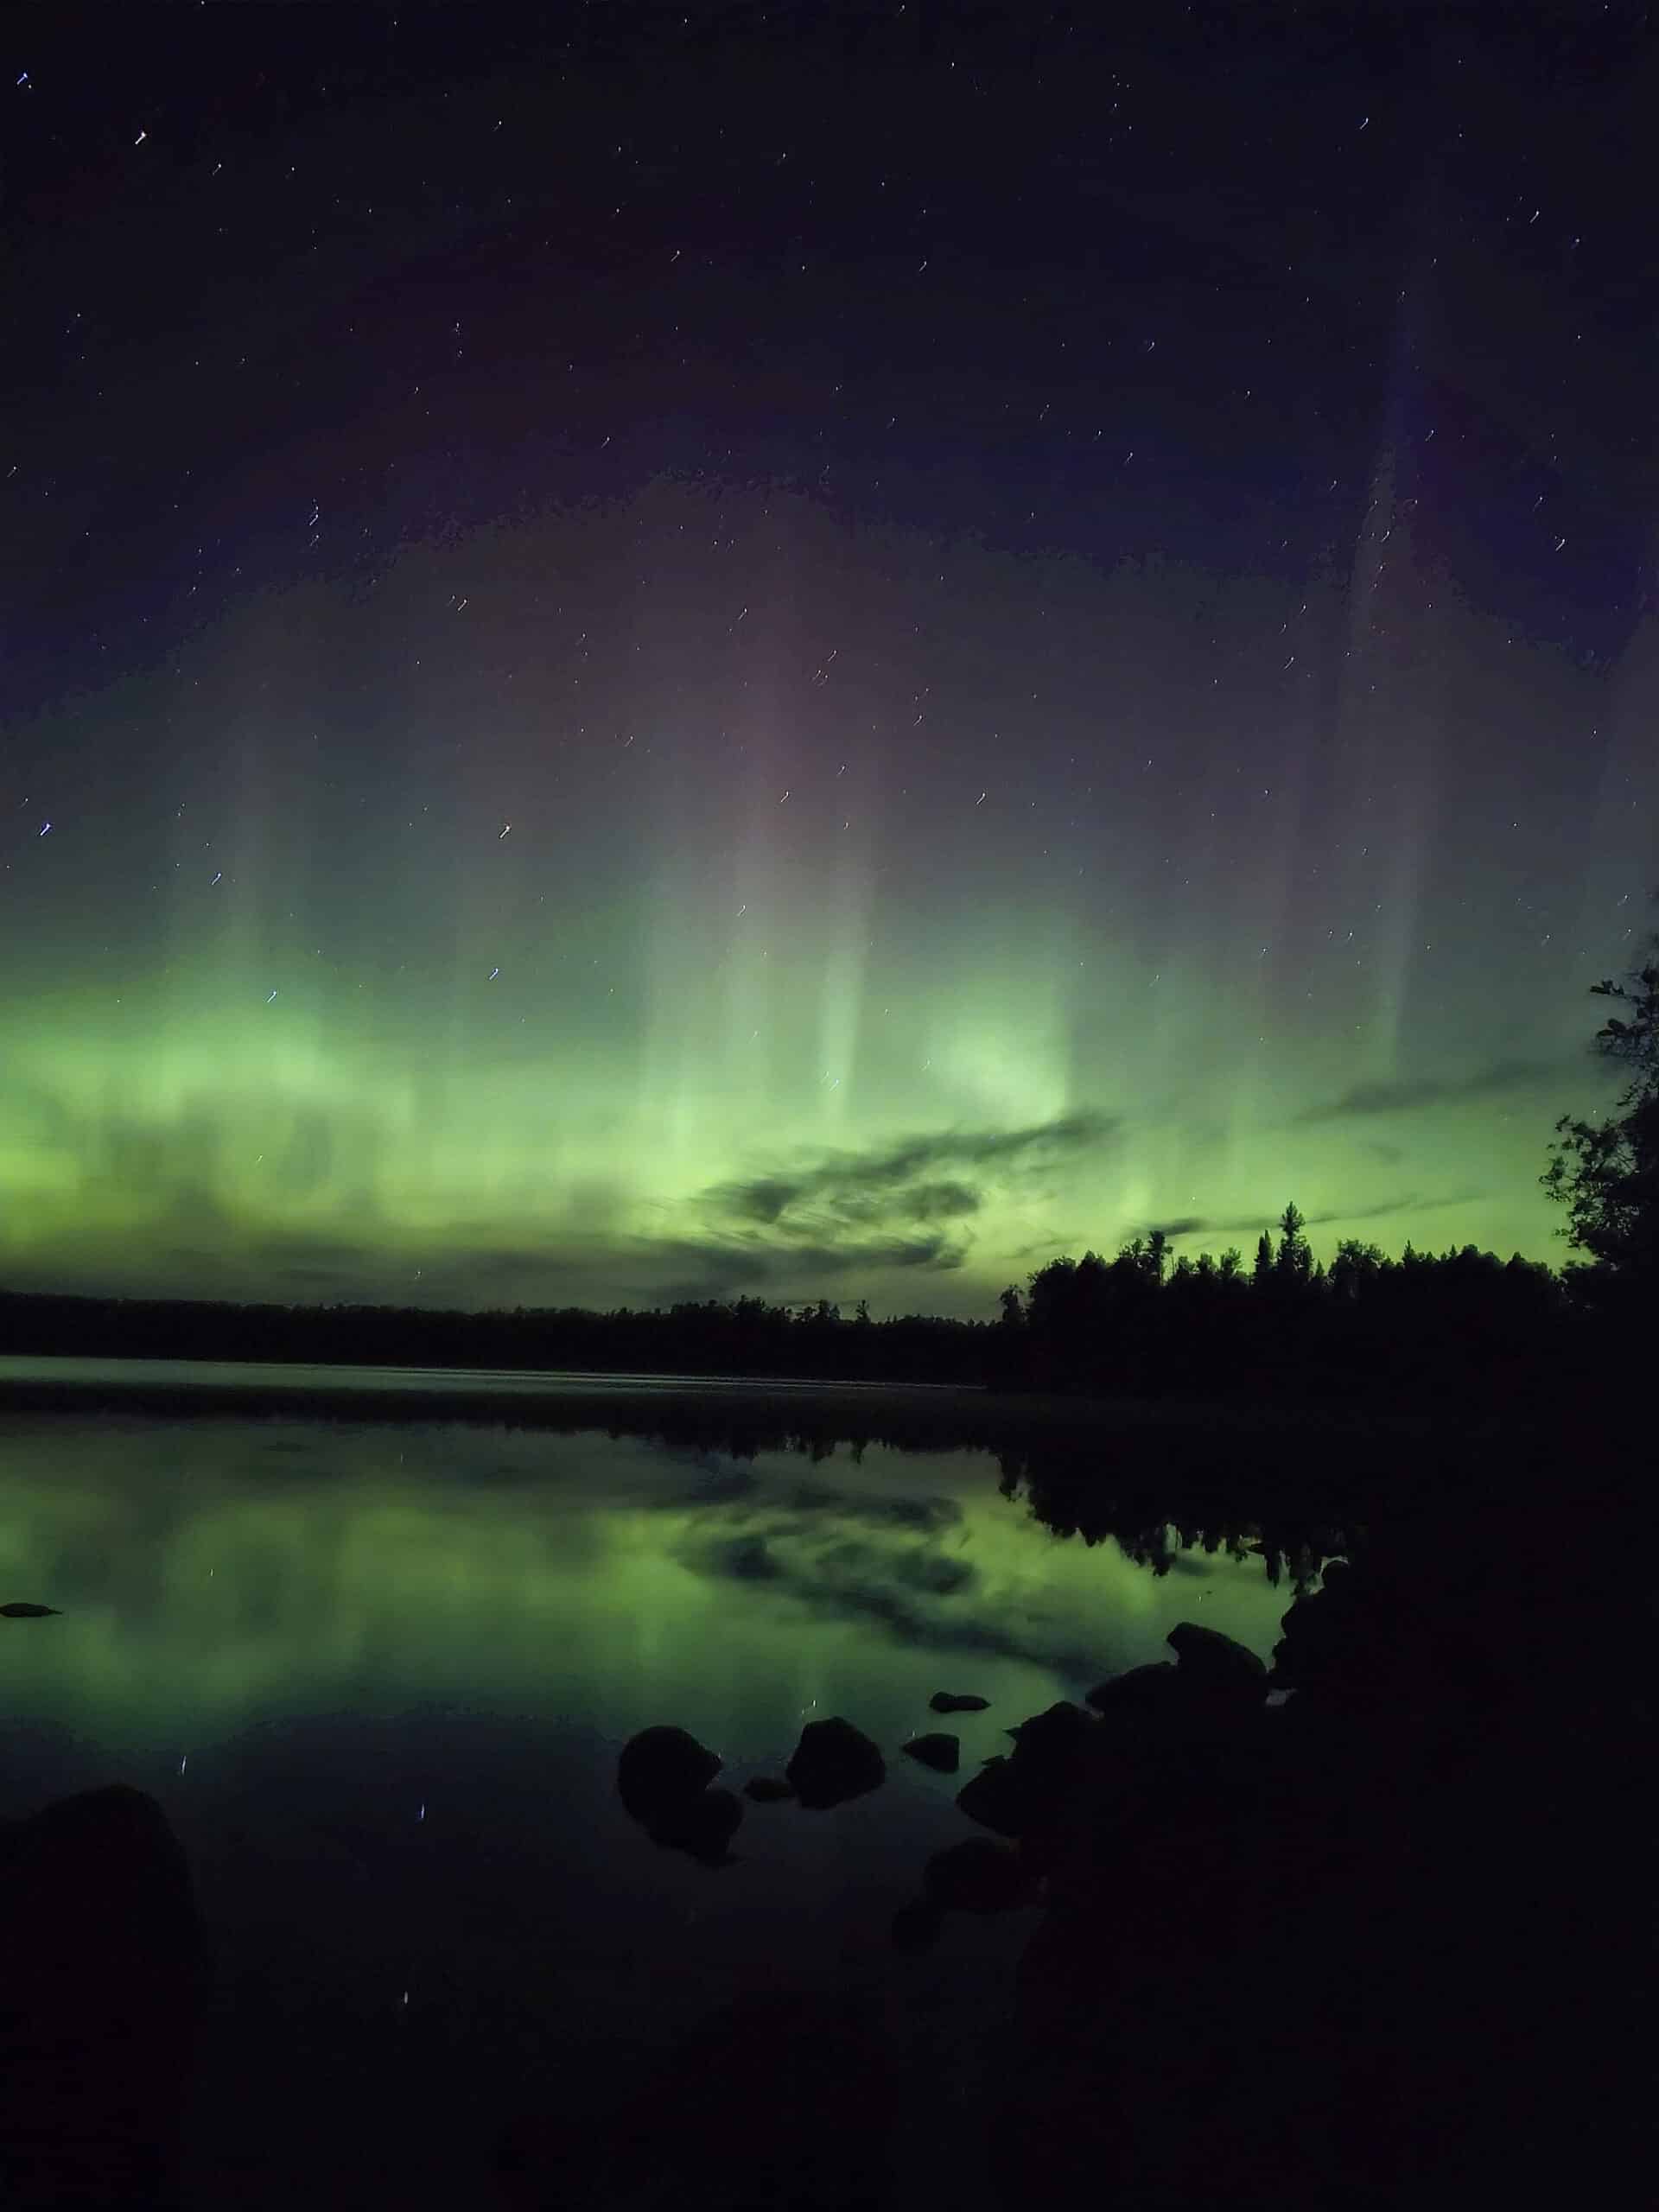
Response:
[[0, 1359, 1328, 2209]]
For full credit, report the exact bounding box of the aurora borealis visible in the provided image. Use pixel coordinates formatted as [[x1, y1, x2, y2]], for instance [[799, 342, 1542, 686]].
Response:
[[3, 7, 1654, 1320]]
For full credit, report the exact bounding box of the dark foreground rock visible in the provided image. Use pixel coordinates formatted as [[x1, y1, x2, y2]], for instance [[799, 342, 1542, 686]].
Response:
[[930, 1690, 990, 1713], [646, 1788, 743, 1865], [957, 1700, 1099, 1841], [1164, 1619, 1268, 1697], [1005, 1700, 1095, 1756], [618, 1726, 721, 1821], [984, 1471, 1648, 2211], [0, 1785, 204, 2208], [785, 1717, 886, 1809], [1084, 1660, 1179, 1715], [617, 1727, 740, 1863], [901, 1731, 960, 1773]]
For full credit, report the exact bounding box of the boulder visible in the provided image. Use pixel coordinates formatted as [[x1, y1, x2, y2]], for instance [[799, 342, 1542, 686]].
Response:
[[645, 1787, 743, 1866], [1085, 1662, 1180, 1715], [930, 1691, 991, 1713], [0, 1786, 204, 2205], [743, 1776, 795, 1803], [1006, 1700, 1096, 1756], [618, 1727, 741, 1861], [902, 1732, 960, 1774], [1166, 1622, 1268, 1699], [924, 1836, 1033, 1914], [785, 1717, 887, 1809], [956, 1755, 1027, 1838], [617, 1726, 722, 1827], [958, 1702, 1098, 1838]]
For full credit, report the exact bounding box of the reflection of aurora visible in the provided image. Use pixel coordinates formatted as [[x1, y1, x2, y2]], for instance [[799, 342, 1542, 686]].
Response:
[[0, 1414, 1295, 1765]]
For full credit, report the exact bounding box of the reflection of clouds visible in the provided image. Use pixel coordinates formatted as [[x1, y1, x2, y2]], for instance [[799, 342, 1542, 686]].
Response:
[[669, 1490, 1109, 1681], [0, 1421, 1292, 1759]]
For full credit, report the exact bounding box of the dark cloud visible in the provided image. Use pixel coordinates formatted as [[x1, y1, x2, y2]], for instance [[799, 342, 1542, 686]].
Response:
[[695, 1113, 1115, 1285], [715, 1534, 781, 1580], [646, 1227, 969, 1307], [893, 1551, 976, 1596], [1002, 1232, 1083, 1262], [1291, 1058, 1568, 1126], [1155, 1210, 1282, 1242], [1302, 1192, 1485, 1228]]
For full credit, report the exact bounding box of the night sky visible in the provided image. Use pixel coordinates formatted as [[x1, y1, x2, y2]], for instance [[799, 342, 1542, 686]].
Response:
[[3, 3, 1655, 1319]]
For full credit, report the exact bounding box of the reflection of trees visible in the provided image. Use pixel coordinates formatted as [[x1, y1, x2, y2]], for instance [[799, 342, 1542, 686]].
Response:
[[0, 1352, 1371, 1583], [995, 1446, 1348, 1595]]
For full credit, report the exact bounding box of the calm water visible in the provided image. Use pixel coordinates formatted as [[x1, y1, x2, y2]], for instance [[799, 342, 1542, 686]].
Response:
[[0, 1363, 1306, 2208]]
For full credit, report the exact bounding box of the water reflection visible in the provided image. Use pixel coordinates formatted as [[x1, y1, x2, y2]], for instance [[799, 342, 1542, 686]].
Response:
[[0, 1391, 1337, 2209], [0, 1412, 1310, 1769]]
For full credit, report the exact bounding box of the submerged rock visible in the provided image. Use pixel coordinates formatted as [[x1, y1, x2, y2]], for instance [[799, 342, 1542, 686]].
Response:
[[930, 1690, 991, 1713], [743, 1776, 795, 1803], [785, 1717, 887, 1809], [902, 1732, 961, 1774]]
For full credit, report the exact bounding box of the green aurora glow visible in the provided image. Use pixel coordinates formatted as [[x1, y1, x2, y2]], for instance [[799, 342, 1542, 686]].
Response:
[[3, 487, 1644, 1316]]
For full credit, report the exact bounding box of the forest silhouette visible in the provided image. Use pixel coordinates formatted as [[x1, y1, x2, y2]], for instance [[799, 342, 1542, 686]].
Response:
[[0, 1207, 1629, 1414]]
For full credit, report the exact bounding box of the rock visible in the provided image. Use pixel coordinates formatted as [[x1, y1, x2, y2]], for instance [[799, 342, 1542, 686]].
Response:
[[890, 1897, 944, 1954], [0, 1786, 204, 2204], [902, 1732, 960, 1774], [1166, 1622, 1268, 1697], [1085, 1662, 1180, 1714], [785, 1717, 887, 1809], [930, 1691, 991, 1713], [958, 1703, 1098, 1838], [617, 1726, 722, 1827], [645, 1787, 743, 1866], [924, 1836, 1033, 1914], [956, 1756, 1033, 1838], [1006, 1700, 1096, 1755], [617, 1727, 741, 1860], [0, 1601, 61, 1618], [743, 1776, 795, 1802]]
